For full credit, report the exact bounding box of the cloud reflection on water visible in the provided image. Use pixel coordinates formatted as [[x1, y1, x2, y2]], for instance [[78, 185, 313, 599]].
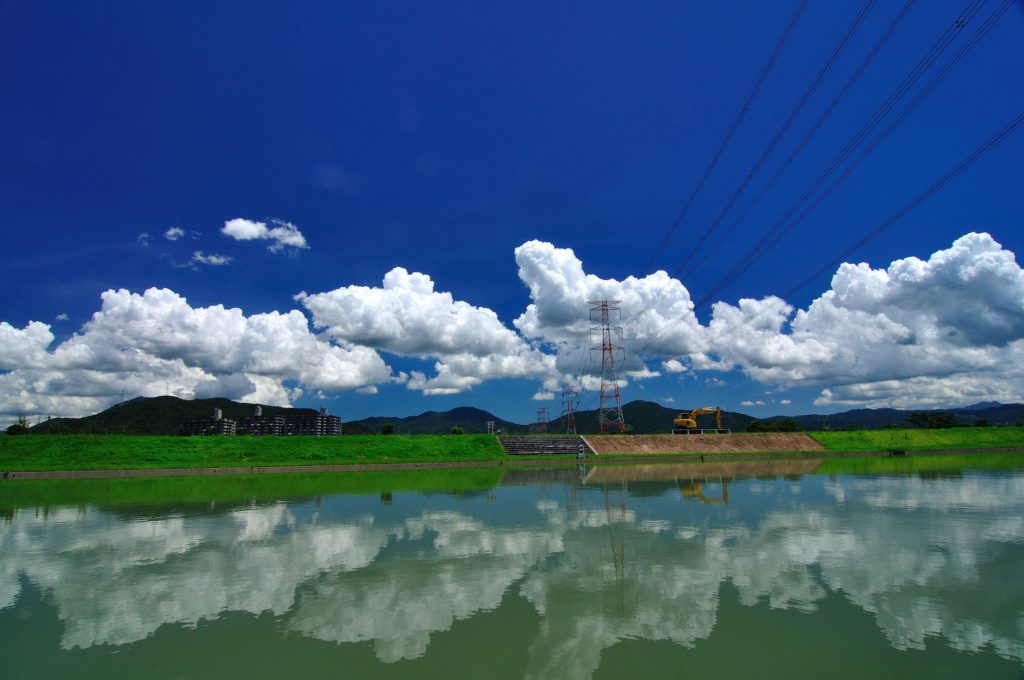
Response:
[[0, 471, 1021, 673]]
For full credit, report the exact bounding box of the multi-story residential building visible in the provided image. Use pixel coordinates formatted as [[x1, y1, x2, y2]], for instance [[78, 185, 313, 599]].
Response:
[[183, 408, 237, 435], [283, 407, 342, 436], [185, 406, 341, 436], [238, 405, 286, 435]]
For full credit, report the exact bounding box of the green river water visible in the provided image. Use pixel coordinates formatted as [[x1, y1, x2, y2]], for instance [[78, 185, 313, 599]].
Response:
[[2, 457, 1023, 678]]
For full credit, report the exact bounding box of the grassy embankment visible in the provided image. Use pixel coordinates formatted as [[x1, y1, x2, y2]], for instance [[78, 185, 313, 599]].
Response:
[[812, 428, 1024, 474], [0, 434, 507, 472], [6, 452, 1024, 515], [4, 433, 1024, 513], [810, 427, 1024, 452], [2, 428, 1023, 474]]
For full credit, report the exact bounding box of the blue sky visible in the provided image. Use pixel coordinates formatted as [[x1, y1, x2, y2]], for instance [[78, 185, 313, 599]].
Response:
[[1, 0, 1022, 425]]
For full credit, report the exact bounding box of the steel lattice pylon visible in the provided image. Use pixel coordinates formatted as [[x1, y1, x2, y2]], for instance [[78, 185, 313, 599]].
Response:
[[530, 407, 549, 434], [588, 300, 626, 433], [561, 385, 579, 434]]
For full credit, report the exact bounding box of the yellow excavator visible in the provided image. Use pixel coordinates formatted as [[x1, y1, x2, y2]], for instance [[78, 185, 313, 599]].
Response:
[[672, 406, 729, 434]]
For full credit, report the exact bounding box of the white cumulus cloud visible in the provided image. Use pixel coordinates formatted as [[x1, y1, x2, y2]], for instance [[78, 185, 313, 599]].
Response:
[[164, 227, 185, 241], [511, 233, 1024, 407], [189, 251, 232, 267], [0, 320, 55, 371], [662, 359, 687, 373], [513, 239, 711, 381], [222, 218, 308, 252], [705, 233, 1024, 408], [4, 231, 1021, 418], [0, 288, 393, 418], [297, 266, 556, 395]]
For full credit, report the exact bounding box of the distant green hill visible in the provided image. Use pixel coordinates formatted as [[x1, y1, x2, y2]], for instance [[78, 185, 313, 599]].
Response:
[[349, 406, 528, 435], [30, 396, 321, 435], [547, 400, 755, 434], [23, 395, 1019, 437], [25, 397, 525, 436], [772, 403, 1024, 430], [355, 400, 754, 435], [24, 397, 752, 436]]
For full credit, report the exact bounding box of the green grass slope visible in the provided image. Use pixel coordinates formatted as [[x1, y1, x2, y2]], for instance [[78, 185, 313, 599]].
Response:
[[811, 427, 1024, 452], [0, 434, 505, 471], [6, 428, 1022, 474]]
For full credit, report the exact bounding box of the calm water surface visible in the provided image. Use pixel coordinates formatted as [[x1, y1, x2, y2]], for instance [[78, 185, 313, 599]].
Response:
[[2, 463, 1023, 678]]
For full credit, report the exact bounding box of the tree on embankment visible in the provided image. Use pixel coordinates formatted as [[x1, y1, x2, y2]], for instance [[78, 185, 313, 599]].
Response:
[[5, 416, 30, 435], [746, 418, 803, 433], [907, 412, 957, 429]]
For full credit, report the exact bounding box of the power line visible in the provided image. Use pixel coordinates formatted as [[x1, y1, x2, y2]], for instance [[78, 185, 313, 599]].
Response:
[[690, 0, 1012, 311], [635, 106, 1024, 357], [680, 0, 916, 282], [641, 0, 809, 276], [584, 1, 1009, 402], [626, 0, 915, 328], [671, 0, 880, 283], [629, 3, 744, 242], [688, 0, 987, 294], [783, 109, 1024, 298]]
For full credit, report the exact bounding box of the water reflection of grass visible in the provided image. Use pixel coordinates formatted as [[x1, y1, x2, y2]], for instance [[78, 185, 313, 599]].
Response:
[[0, 434, 506, 471], [817, 452, 1024, 475], [0, 467, 506, 514]]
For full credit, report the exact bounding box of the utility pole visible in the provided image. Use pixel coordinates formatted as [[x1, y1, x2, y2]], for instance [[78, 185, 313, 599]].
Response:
[[589, 300, 626, 433]]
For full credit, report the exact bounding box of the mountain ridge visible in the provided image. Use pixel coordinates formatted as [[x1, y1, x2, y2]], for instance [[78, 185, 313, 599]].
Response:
[[771, 403, 1024, 430], [20, 397, 1024, 435]]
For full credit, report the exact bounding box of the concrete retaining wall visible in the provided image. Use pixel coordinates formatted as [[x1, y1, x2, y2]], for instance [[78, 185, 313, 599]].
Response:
[[584, 433, 825, 454]]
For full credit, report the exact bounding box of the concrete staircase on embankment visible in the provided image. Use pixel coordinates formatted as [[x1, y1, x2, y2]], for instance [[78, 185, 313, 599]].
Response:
[[498, 435, 593, 456]]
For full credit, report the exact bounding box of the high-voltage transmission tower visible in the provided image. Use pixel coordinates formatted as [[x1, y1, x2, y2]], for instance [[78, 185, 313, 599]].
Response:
[[588, 300, 626, 433], [530, 407, 549, 434], [561, 385, 579, 434]]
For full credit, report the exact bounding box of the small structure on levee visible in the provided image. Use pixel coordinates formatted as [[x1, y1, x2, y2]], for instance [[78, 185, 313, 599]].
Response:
[[672, 406, 731, 435]]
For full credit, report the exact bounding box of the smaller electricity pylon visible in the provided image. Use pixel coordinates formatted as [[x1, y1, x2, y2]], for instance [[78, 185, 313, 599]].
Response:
[[530, 407, 549, 434], [561, 385, 579, 434]]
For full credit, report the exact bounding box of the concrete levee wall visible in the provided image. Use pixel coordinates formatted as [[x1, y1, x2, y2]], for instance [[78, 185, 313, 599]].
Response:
[[584, 433, 825, 454]]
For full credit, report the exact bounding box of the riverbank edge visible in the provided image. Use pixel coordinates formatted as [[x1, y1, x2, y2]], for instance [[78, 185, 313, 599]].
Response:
[[4, 446, 1024, 480]]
